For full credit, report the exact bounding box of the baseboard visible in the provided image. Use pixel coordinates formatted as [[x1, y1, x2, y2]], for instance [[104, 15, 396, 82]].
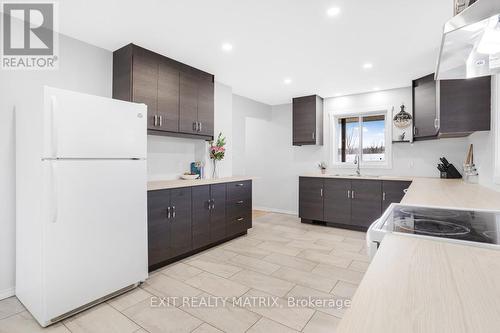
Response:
[[0, 287, 15, 300], [253, 206, 298, 216]]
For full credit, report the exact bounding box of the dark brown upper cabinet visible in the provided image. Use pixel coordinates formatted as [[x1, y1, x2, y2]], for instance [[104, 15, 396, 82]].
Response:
[[292, 95, 323, 146], [157, 57, 180, 133], [113, 44, 214, 140], [412, 74, 491, 141], [179, 70, 214, 137]]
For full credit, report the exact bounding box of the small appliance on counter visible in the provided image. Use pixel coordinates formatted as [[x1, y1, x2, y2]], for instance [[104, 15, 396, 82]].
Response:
[[190, 161, 205, 179], [367, 203, 500, 259], [437, 157, 462, 179]]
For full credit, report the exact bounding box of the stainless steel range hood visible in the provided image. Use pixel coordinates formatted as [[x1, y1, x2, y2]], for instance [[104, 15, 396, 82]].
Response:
[[436, 0, 500, 80]]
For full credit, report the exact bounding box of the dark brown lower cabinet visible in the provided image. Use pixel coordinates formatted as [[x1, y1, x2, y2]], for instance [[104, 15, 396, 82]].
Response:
[[323, 179, 351, 225], [147, 188, 192, 268], [299, 177, 324, 221], [191, 185, 211, 249], [382, 180, 412, 212], [210, 184, 227, 242], [350, 180, 382, 228], [192, 184, 227, 248], [226, 181, 252, 237], [169, 188, 192, 257], [147, 190, 171, 267], [299, 177, 411, 231], [148, 180, 251, 271]]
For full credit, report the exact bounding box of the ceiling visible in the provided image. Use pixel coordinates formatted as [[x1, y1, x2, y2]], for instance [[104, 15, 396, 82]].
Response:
[[56, 0, 453, 105]]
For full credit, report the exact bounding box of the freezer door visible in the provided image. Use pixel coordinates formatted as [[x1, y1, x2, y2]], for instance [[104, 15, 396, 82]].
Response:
[[43, 86, 147, 159], [41, 160, 147, 321]]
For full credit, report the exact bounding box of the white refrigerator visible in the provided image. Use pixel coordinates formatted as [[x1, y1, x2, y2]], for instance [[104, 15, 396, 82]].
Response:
[[16, 86, 148, 327]]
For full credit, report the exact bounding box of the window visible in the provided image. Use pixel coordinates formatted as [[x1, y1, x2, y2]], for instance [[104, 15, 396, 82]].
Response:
[[333, 111, 391, 167]]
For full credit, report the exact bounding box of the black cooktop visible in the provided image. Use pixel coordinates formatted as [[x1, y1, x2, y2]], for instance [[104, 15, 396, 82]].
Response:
[[382, 205, 500, 245]]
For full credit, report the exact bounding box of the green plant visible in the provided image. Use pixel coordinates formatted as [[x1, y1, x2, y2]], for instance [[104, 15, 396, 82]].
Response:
[[209, 132, 226, 161]]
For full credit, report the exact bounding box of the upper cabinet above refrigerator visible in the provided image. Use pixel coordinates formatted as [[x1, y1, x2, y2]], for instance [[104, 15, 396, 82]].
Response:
[[113, 44, 215, 141]]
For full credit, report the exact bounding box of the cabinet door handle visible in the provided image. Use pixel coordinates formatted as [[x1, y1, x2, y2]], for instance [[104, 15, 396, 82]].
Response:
[[166, 206, 171, 219], [207, 200, 212, 210], [382, 192, 386, 201], [434, 118, 439, 129], [320, 188, 323, 197], [159, 115, 163, 127], [312, 132, 315, 140], [198, 122, 202, 132], [347, 190, 350, 199], [236, 200, 244, 204], [172, 206, 176, 218], [211, 200, 215, 210], [193, 122, 197, 131], [414, 126, 418, 136], [351, 190, 355, 199], [237, 217, 245, 222], [154, 115, 158, 127], [236, 183, 244, 187]]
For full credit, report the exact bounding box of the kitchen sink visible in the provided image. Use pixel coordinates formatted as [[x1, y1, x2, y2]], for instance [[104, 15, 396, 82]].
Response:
[[327, 174, 380, 178]]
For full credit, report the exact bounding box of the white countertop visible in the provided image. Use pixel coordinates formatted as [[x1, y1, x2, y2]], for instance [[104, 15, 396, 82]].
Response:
[[337, 234, 500, 333], [301, 173, 500, 210], [148, 176, 254, 191]]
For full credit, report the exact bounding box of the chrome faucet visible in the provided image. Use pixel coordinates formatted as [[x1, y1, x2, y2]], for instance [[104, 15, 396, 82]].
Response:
[[354, 155, 361, 176]]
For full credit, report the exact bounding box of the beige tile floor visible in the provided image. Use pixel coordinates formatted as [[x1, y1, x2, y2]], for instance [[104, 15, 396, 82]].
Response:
[[0, 212, 369, 333]]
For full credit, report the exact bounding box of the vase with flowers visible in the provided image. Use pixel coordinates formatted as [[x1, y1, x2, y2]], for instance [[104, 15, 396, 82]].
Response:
[[209, 132, 226, 179]]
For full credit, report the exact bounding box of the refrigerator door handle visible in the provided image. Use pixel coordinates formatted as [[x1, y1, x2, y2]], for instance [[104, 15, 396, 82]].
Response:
[[51, 162, 58, 223], [50, 96, 58, 157]]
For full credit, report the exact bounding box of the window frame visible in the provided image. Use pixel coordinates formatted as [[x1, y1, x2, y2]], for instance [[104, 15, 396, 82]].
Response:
[[330, 107, 392, 169]]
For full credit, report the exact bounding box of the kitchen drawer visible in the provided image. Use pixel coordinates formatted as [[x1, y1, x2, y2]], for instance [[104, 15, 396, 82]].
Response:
[[227, 180, 252, 201], [226, 212, 252, 237], [226, 198, 251, 220]]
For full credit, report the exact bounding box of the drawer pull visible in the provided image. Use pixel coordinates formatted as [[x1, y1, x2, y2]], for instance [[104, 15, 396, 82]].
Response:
[[236, 200, 244, 204], [235, 183, 244, 187], [237, 217, 245, 222]]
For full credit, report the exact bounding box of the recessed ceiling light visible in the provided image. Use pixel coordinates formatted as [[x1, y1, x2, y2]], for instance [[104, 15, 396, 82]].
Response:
[[221, 43, 233, 52], [283, 78, 292, 85], [327, 7, 341, 17], [363, 63, 373, 69]]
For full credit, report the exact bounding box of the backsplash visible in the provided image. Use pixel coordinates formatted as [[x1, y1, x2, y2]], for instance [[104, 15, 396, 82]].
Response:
[[147, 135, 206, 181]]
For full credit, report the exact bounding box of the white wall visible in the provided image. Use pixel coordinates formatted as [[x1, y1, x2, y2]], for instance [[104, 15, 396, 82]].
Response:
[[0, 34, 112, 299], [467, 75, 500, 192], [232, 94, 272, 176], [238, 87, 474, 214]]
